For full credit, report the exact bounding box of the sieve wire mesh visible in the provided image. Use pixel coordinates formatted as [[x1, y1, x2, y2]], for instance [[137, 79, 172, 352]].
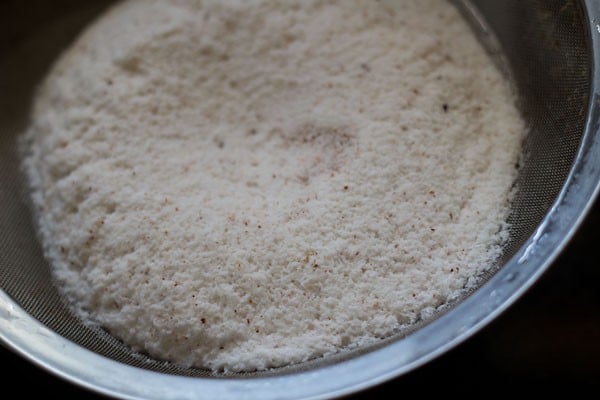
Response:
[[0, 0, 591, 378]]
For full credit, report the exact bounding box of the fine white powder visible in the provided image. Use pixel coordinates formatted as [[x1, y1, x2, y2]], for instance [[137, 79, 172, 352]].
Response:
[[21, 0, 526, 372]]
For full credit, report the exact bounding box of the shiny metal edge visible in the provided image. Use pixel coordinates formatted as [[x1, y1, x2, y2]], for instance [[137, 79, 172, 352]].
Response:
[[2, 1, 600, 399]]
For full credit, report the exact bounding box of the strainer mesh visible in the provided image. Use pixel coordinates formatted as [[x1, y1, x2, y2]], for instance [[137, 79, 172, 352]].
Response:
[[0, 0, 591, 378], [477, 0, 592, 262]]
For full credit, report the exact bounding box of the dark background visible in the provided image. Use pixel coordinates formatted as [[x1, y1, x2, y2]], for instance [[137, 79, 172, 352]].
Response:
[[2, 196, 599, 397]]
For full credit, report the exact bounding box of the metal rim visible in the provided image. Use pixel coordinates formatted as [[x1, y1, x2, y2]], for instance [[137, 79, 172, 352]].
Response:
[[2, 1, 600, 399]]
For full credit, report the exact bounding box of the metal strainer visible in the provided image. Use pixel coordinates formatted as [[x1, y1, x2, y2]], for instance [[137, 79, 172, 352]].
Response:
[[1, 0, 600, 399]]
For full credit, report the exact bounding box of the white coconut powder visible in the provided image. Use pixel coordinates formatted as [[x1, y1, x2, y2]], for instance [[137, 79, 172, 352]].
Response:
[[21, 0, 526, 372]]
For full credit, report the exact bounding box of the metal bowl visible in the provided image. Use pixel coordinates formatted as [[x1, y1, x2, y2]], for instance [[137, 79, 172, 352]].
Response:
[[1, 1, 599, 399]]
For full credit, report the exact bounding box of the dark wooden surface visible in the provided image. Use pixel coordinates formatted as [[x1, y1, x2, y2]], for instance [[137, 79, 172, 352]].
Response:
[[2, 195, 599, 398]]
